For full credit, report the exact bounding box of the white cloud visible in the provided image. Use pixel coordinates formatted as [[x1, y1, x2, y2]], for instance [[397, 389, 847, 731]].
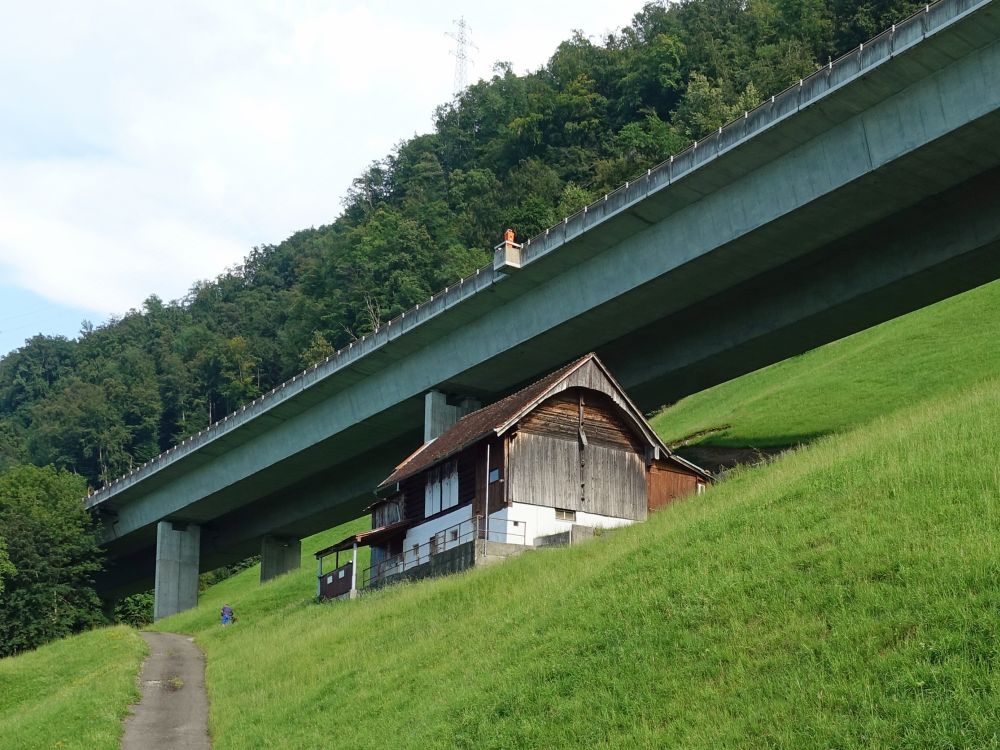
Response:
[[0, 0, 634, 318]]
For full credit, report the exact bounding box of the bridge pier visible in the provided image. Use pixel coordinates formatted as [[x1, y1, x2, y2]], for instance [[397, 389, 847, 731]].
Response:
[[260, 535, 301, 582], [153, 521, 200, 620], [424, 391, 480, 443]]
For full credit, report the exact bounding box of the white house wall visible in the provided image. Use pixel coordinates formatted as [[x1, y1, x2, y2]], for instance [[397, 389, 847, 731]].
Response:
[[402, 503, 475, 566], [488, 502, 634, 546]]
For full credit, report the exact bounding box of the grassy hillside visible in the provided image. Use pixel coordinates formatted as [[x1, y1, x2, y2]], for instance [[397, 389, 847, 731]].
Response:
[[651, 277, 1000, 449], [0, 626, 146, 750], [152, 516, 371, 635], [147, 378, 1000, 748]]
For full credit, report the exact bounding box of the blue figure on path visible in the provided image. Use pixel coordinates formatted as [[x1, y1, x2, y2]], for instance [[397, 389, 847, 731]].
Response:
[[220, 604, 234, 625]]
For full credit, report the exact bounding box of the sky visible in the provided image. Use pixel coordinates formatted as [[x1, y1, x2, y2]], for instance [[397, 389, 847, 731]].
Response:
[[0, 1, 645, 357]]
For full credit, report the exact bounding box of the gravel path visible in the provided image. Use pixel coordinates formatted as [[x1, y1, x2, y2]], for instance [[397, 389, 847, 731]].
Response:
[[122, 632, 211, 749]]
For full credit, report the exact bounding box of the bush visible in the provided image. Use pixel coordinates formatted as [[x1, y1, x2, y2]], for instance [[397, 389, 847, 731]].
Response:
[[113, 592, 154, 628]]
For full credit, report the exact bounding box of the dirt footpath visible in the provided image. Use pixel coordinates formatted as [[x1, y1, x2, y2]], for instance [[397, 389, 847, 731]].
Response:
[[122, 632, 211, 750]]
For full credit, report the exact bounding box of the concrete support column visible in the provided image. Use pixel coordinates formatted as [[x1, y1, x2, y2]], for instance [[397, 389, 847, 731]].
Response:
[[260, 535, 301, 583], [154, 521, 200, 621], [424, 391, 481, 443]]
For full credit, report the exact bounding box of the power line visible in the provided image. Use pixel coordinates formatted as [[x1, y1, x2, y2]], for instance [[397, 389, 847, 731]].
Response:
[[446, 16, 477, 96]]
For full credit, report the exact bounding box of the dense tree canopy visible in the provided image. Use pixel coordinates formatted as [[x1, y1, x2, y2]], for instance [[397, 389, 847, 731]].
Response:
[[0, 465, 104, 656], [0, 538, 14, 597], [0, 0, 924, 488]]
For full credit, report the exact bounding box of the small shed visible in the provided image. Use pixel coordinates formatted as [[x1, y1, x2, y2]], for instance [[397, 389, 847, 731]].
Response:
[[317, 353, 710, 597]]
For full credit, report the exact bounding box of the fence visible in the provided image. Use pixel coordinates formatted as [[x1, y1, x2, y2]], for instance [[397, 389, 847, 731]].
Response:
[[359, 513, 528, 590]]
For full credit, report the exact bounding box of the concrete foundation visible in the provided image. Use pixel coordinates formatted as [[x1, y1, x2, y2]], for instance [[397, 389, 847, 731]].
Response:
[[153, 521, 200, 620], [424, 391, 480, 443], [477, 540, 528, 565], [260, 535, 301, 582]]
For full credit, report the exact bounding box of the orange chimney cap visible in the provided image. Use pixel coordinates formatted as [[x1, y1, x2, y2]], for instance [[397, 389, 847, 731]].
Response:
[[504, 228, 515, 244]]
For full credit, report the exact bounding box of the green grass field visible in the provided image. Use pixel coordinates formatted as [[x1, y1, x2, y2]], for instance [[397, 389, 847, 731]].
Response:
[[149, 515, 372, 636], [146, 379, 1000, 748], [650, 277, 1000, 449], [0, 626, 147, 750]]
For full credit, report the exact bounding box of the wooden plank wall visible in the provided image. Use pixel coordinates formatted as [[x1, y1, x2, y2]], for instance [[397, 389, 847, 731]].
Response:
[[401, 476, 425, 521], [580, 392, 644, 451], [509, 389, 648, 520], [519, 390, 643, 450], [648, 463, 700, 511], [488, 437, 505, 514], [457, 448, 477, 506], [402, 446, 481, 522], [585, 444, 647, 520], [372, 498, 403, 527], [508, 431, 580, 510]]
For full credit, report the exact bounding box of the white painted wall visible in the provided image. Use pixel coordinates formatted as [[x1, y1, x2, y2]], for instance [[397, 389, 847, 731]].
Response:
[[402, 504, 475, 567], [487, 502, 634, 546], [396, 498, 635, 567]]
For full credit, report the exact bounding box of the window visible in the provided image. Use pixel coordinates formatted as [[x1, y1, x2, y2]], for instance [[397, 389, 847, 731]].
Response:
[[488, 468, 500, 483], [425, 460, 459, 517], [555, 508, 576, 522]]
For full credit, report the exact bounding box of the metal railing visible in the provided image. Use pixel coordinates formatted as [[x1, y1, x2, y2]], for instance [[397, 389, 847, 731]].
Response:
[[360, 513, 528, 590], [478, 515, 527, 546]]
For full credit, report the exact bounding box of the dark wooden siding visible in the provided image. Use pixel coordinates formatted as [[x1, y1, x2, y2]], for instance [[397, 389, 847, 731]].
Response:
[[457, 447, 477, 506], [519, 389, 644, 451], [318, 562, 353, 600], [648, 461, 701, 511], [372, 498, 403, 528], [488, 437, 505, 514], [401, 475, 425, 521], [401, 446, 480, 523], [518, 392, 578, 440], [581, 392, 644, 451]]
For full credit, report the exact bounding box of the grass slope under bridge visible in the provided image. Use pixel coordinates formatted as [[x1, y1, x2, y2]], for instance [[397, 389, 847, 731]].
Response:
[[651, 276, 1000, 450], [146, 378, 1000, 748]]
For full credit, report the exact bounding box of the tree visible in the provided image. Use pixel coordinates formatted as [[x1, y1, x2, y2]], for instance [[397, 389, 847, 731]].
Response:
[[0, 538, 14, 597], [0, 465, 104, 657]]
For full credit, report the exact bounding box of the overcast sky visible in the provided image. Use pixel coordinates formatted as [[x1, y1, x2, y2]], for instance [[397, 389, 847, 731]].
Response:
[[0, 1, 645, 357]]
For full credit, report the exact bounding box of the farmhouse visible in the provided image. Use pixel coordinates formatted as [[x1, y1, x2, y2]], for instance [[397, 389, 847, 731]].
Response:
[[316, 353, 710, 599]]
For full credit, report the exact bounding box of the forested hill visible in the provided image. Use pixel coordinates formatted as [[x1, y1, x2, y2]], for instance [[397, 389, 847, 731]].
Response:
[[0, 0, 924, 487]]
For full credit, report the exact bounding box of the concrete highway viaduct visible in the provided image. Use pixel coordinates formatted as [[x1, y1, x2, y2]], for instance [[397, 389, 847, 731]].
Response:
[[85, 0, 1000, 618]]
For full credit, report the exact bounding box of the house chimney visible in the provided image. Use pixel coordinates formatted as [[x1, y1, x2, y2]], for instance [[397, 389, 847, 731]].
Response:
[[493, 227, 523, 273]]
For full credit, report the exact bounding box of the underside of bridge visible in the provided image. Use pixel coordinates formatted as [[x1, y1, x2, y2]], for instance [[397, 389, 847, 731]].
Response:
[[91, 0, 1000, 613]]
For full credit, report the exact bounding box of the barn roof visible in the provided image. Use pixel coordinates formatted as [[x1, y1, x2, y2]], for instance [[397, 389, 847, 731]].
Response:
[[377, 353, 710, 491]]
